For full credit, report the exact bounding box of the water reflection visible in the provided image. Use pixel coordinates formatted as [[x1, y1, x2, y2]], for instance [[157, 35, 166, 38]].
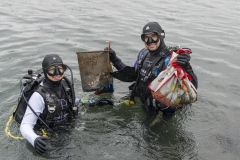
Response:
[[71, 101, 198, 160], [142, 108, 197, 160]]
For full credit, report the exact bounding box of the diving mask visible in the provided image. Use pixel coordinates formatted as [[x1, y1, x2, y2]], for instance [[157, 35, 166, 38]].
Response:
[[141, 33, 159, 45], [46, 64, 67, 76]]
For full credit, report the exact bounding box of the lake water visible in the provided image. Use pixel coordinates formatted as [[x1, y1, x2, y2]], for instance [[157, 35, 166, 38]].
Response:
[[1, 0, 240, 159]]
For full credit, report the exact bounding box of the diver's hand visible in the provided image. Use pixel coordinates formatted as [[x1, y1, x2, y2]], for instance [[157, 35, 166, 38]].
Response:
[[176, 52, 191, 69], [104, 47, 117, 62], [176, 52, 196, 84], [96, 98, 114, 106], [34, 137, 48, 155], [88, 98, 114, 107]]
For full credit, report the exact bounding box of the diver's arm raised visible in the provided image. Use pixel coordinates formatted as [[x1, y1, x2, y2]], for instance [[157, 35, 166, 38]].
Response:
[[104, 47, 127, 70]]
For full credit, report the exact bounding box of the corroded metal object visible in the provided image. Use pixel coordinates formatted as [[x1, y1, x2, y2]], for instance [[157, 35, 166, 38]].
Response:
[[76, 50, 113, 92]]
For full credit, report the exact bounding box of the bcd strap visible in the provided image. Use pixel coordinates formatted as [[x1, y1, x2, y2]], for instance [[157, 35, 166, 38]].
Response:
[[62, 76, 77, 113], [130, 47, 170, 101], [45, 92, 56, 113], [142, 47, 170, 83]]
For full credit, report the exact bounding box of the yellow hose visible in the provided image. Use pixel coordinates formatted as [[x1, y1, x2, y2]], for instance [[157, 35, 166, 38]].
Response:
[[5, 114, 24, 140]]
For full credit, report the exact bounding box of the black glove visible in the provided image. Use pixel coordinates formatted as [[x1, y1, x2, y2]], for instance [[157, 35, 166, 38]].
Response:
[[89, 98, 114, 107], [177, 52, 198, 88], [176, 52, 191, 69], [34, 137, 48, 155], [104, 47, 117, 62]]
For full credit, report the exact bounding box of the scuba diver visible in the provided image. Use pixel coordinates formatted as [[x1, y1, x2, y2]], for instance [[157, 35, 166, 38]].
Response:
[[105, 22, 198, 126], [17, 54, 113, 155]]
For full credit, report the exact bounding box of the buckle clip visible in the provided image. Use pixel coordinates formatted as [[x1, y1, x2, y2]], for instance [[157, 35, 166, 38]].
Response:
[[48, 104, 56, 113]]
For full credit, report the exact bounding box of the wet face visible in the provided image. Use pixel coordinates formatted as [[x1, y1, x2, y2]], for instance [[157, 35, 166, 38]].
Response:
[[143, 33, 160, 52]]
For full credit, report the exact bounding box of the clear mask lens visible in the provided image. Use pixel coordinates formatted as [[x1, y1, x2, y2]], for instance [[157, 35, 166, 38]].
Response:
[[47, 65, 66, 76], [144, 33, 158, 42], [141, 33, 159, 45]]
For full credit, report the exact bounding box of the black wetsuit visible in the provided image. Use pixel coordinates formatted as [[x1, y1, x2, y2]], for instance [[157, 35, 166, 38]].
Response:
[[35, 77, 76, 130], [112, 39, 198, 113]]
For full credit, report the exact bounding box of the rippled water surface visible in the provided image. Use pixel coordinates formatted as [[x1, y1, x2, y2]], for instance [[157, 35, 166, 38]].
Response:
[[1, 0, 240, 159]]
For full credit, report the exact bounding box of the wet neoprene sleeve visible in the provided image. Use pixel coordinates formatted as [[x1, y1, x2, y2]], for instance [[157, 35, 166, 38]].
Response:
[[111, 56, 127, 70], [20, 92, 44, 146]]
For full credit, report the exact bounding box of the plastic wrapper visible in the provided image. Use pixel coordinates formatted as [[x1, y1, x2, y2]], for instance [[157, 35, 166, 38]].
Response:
[[149, 50, 197, 107]]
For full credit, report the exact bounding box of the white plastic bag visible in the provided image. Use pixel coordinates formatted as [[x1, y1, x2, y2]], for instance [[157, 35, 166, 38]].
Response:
[[149, 49, 197, 107]]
